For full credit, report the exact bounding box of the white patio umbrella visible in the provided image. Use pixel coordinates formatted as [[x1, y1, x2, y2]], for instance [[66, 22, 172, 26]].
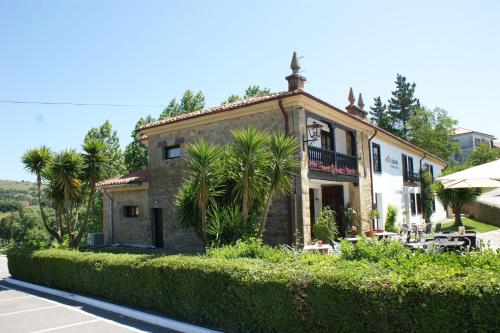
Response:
[[436, 159, 500, 188]]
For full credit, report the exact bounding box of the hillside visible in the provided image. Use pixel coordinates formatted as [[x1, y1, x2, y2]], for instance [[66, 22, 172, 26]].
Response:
[[0, 179, 37, 206]]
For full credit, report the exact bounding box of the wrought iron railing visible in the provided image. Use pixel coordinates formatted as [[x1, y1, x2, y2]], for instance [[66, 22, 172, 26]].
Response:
[[308, 146, 358, 175], [404, 172, 420, 183]]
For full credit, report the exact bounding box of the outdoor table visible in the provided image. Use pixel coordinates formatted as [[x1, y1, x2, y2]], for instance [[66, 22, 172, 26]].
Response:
[[373, 231, 399, 240], [433, 239, 465, 251], [303, 244, 333, 254], [434, 233, 477, 250], [344, 237, 359, 244]]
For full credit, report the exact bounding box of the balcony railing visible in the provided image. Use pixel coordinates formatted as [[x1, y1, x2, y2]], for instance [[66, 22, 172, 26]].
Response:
[[308, 146, 358, 177], [404, 172, 420, 184]]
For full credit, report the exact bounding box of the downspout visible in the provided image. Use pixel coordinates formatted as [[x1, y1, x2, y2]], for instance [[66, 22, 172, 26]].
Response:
[[419, 152, 427, 221], [278, 99, 294, 245], [368, 129, 378, 229], [103, 189, 113, 245]]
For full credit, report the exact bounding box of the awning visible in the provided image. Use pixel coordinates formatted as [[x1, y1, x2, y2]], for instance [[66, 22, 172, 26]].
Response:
[[436, 159, 500, 188]]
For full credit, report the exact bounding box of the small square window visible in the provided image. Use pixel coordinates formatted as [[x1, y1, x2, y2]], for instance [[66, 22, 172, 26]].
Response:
[[165, 145, 181, 159], [124, 206, 139, 217], [372, 143, 382, 173]]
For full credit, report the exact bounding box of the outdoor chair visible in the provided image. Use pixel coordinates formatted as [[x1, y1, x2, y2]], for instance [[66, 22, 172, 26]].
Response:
[[281, 244, 300, 256], [435, 223, 442, 233], [424, 223, 432, 234], [330, 239, 342, 251]]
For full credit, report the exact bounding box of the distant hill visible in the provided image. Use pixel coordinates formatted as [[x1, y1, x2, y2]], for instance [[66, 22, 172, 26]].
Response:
[[0, 180, 37, 206]]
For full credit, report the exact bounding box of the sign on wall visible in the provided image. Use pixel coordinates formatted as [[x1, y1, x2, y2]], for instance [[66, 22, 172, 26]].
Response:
[[385, 155, 399, 170]]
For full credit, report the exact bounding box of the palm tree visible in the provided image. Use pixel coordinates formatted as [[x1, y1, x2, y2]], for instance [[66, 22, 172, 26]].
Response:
[[183, 139, 224, 242], [47, 150, 85, 245], [229, 128, 271, 224], [257, 133, 299, 238], [21, 146, 62, 243], [72, 139, 107, 247]]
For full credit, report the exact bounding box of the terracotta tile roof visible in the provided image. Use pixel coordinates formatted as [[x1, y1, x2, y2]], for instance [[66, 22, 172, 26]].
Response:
[[96, 169, 148, 188], [138, 91, 297, 131]]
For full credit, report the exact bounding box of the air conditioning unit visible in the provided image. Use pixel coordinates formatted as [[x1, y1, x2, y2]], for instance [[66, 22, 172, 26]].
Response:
[[87, 233, 104, 247]]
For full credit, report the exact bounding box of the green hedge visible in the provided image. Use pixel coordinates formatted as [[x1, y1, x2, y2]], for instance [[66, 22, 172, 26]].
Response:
[[7, 248, 500, 333]]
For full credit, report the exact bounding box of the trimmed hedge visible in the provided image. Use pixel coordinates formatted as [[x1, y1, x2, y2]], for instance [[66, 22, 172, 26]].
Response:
[[7, 247, 500, 333]]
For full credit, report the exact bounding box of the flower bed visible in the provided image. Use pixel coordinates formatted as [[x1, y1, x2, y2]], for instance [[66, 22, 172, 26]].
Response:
[[309, 160, 358, 176]]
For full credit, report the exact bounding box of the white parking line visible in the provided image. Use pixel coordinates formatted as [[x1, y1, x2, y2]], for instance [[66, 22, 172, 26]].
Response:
[[0, 282, 145, 332], [29, 319, 101, 333], [0, 295, 34, 302], [0, 305, 60, 316]]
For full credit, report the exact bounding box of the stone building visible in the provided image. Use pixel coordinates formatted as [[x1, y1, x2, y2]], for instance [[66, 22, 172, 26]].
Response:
[[450, 127, 497, 165], [96, 52, 447, 251]]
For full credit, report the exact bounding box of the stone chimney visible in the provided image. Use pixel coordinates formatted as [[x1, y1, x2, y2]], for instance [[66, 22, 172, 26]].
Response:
[[345, 88, 368, 120], [285, 51, 306, 91]]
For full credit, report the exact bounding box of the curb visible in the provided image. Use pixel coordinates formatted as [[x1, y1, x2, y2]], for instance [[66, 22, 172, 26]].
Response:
[[4, 277, 220, 333]]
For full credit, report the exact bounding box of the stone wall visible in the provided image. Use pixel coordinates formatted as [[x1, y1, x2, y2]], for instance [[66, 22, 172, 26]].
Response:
[[147, 108, 291, 251], [103, 188, 151, 246], [463, 201, 500, 227]]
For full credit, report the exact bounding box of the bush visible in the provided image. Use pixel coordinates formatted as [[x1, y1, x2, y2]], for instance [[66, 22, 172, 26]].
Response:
[[312, 207, 338, 242], [206, 238, 292, 263], [385, 204, 398, 232], [6, 246, 500, 333]]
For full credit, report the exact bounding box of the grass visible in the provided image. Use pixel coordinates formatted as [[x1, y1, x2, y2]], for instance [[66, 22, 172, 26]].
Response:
[[441, 217, 499, 233], [0, 212, 11, 219], [0, 179, 35, 191]]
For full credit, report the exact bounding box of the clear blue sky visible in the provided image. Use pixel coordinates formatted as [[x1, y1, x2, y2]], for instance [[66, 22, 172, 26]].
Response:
[[1, 0, 499, 181]]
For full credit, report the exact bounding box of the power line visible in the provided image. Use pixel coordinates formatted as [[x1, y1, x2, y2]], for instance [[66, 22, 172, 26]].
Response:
[[0, 99, 164, 108]]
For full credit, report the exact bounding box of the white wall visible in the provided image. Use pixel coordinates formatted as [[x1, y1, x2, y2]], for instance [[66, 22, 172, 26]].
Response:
[[371, 138, 447, 229]]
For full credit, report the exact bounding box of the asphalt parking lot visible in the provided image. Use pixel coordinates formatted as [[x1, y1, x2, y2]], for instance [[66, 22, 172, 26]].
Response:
[[0, 255, 177, 333]]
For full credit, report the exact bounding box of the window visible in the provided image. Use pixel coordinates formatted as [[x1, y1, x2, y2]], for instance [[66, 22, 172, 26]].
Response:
[[408, 156, 414, 176], [410, 194, 416, 215], [346, 131, 355, 156], [372, 143, 382, 173], [474, 138, 481, 146], [416, 193, 422, 214], [320, 130, 331, 150], [402, 154, 408, 180], [165, 145, 181, 159], [124, 206, 139, 217]]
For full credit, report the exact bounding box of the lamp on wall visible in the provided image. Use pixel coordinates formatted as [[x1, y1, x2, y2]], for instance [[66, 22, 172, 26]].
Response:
[[303, 121, 322, 149]]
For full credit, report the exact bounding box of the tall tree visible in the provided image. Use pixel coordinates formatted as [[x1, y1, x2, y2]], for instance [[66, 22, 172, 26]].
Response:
[[229, 128, 271, 224], [465, 143, 500, 167], [408, 107, 460, 161], [124, 115, 155, 172], [159, 90, 205, 119], [21, 146, 63, 244], [257, 133, 299, 238], [434, 165, 481, 227], [222, 85, 270, 104], [84, 120, 125, 178], [72, 139, 107, 247], [369, 97, 394, 132], [388, 74, 420, 140]]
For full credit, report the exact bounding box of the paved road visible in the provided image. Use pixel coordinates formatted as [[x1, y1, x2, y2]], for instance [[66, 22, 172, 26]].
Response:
[[0, 255, 177, 333]]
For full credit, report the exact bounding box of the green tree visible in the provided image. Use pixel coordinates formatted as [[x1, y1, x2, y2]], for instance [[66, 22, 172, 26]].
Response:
[[21, 146, 63, 243], [420, 170, 434, 223], [465, 143, 500, 167], [71, 139, 107, 247], [181, 139, 224, 242], [258, 133, 299, 238], [388, 74, 420, 139], [159, 90, 205, 119], [46, 150, 85, 246], [124, 115, 155, 172], [229, 128, 271, 224], [222, 85, 270, 104], [369, 97, 394, 132], [408, 107, 460, 161], [434, 165, 481, 226]]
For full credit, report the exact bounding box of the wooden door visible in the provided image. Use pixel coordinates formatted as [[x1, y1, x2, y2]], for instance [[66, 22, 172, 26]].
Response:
[[152, 208, 164, 248], [321, 185, 344, 234]]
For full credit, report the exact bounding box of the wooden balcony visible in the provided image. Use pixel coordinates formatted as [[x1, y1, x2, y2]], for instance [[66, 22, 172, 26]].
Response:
[[307, 146, 359, 183]]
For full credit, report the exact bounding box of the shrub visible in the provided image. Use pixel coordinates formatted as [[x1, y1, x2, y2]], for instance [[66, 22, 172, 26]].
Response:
[[6, 246, 500, 333], [385, 204, 398, 232], [312, 207, 338, 242], [206, 238, 292, 263]]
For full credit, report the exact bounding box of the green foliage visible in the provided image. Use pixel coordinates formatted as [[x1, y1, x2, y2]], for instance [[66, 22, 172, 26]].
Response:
[[385, 204, 398, 232], [388, 74, 420, 139], [159, 90, 205, 119], [0, 199, 22, 212], [222, 85, 270, 104], [206, 238, 291, 262], [369, 96, 394, 132], [206, 205, 257, 247], [7, 247, 500, 333], [408, 107, 460, 161], [0, 208, 49, 244], [435, 165, 481, 226], [465, 143, 500, 167], [420, 170, 434, 223], [312, 207, 338, 242], [124, 115, 155, 172]]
